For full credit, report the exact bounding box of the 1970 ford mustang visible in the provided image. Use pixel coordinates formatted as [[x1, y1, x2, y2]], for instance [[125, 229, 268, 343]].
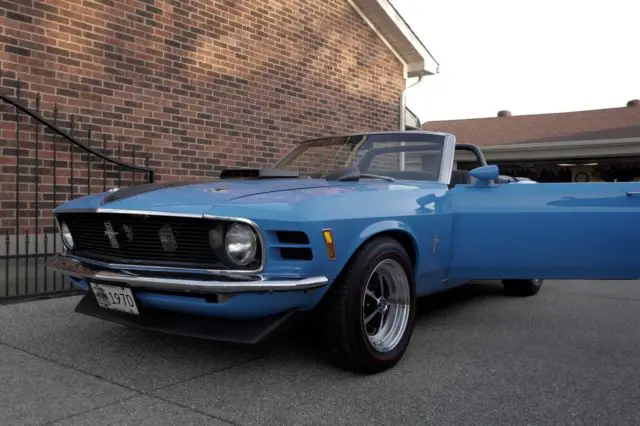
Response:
[[47, 131, 640, 374]]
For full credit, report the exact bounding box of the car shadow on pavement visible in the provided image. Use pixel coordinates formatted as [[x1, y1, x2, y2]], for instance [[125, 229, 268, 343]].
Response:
[[286, 280, 507, 359], [415, 280, 506, 320], [24, 280, 508, 380]]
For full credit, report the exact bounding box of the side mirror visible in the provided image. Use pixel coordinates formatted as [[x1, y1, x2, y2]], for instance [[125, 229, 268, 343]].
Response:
[[469, 165, 499, 186]]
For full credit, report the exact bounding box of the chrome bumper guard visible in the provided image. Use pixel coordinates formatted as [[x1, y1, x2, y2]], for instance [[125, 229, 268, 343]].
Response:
[[46, 254, 328, 294]]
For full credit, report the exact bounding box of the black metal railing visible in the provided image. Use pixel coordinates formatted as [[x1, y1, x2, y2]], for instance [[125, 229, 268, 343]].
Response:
[[0, 71, 156, 303]]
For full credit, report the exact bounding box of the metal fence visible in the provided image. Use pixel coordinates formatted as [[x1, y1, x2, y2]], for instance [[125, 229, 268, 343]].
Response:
[[0, 71, 156, 303]]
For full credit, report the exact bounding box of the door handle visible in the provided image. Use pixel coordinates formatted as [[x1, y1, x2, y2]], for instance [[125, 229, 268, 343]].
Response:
[[626, 192, 640, 196]]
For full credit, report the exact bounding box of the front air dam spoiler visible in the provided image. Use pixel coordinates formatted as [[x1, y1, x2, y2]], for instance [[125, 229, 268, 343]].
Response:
[[74, 292, 307, 344]]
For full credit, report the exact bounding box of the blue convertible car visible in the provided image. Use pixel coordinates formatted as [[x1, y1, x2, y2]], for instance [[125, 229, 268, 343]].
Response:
[[47, 131, 640, 374]]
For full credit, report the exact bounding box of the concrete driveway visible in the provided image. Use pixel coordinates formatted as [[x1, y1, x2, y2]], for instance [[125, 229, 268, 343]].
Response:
[[1, 279, 639, 425]]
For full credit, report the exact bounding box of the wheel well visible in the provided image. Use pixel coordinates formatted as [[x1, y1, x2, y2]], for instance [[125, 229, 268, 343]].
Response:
[[359, 230, 417, 268], [327, 229, 418, 292]]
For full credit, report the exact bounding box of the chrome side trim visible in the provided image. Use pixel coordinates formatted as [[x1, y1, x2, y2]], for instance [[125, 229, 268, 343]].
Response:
[[46, 254, 328, 294], [54, 210, 267, 275]]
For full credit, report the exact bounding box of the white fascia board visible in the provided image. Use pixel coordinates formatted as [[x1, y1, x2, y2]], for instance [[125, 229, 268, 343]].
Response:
[[376, 0, 439, 77], [347, 0, 440, 78]]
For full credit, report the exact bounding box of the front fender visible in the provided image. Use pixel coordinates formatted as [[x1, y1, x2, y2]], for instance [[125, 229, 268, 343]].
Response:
[[357, 220, 417, 252], [339, 220, 419, 274]]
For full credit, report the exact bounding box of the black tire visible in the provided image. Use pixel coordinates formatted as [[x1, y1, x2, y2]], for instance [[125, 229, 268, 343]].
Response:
[[502, 279, 543, 297], [312, 236, 416, 374]]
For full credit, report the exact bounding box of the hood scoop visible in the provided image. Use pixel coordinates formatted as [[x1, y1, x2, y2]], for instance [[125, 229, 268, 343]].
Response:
[[219, 168, 299, 179]]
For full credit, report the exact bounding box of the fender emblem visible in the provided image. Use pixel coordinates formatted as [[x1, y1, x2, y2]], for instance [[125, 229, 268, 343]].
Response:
[[432, 234, 440, 255]]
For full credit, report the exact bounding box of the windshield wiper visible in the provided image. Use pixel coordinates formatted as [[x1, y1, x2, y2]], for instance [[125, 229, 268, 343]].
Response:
[[325, 167, 395, 182], [359, 173, 395, 182]]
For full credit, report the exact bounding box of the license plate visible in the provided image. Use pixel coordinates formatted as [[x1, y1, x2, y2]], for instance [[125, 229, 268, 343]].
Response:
[[90, 282, 139, 315]]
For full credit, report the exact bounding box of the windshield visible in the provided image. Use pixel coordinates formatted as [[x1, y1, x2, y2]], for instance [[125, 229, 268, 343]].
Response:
[[273, 132, 448, 181]]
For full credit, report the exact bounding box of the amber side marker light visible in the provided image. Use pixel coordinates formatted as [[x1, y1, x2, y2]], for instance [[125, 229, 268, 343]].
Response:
[[322, 229, 336, 260]]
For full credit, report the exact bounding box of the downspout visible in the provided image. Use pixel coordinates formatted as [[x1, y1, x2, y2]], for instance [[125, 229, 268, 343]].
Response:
[[399, 75, 426, 171], [399, 75, 425, 131]]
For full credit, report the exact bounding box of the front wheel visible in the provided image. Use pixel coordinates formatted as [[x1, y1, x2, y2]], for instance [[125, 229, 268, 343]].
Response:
[[502, 279, 543, 297], [313, 236, 416, 374]]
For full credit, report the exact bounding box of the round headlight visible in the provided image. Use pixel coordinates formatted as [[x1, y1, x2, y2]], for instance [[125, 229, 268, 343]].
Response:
[[224, 223, 257, 266], [59, 221, 74, 250]]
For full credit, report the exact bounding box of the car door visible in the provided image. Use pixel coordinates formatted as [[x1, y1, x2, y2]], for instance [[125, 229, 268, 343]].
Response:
[[446, 181, 640, 280]]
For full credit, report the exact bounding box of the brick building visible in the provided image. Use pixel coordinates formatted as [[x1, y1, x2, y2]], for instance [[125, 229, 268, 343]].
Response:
[[423, 101, 640, 182], [0, 0, 436, 217], [0, 0, 437, 297], [1, 0, 437, 176]]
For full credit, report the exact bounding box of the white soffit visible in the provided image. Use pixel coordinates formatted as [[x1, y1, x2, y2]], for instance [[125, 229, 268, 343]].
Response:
[[349, 0, 440, 78]]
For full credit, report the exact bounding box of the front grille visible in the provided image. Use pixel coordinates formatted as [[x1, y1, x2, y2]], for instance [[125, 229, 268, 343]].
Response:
[[56, 212, 262, 270]]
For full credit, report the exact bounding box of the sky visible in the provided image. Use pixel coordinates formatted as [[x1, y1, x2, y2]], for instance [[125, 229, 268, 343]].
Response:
[[390, 0, 640, 123]]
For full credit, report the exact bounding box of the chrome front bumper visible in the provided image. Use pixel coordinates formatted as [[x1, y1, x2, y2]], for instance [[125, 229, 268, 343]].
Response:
[[46, 254, 329, 294]]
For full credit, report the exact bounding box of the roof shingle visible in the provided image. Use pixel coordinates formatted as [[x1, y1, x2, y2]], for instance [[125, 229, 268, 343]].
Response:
[[421, 103, 640, 146]]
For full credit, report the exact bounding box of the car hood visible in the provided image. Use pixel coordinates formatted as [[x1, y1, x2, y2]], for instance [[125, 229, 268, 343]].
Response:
[[55, 178, 378, 214]]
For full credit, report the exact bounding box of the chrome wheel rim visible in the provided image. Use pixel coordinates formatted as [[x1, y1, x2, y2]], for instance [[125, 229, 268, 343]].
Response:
[[362, 258, 411, 353]]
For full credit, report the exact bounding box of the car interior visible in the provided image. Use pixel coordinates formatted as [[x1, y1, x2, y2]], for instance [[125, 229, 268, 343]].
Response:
[[448, 170, 472, 188], [359, 142, 487, 188]]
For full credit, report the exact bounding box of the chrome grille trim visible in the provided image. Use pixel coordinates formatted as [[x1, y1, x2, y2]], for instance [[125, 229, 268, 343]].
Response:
[[54, 209, 266, 274]]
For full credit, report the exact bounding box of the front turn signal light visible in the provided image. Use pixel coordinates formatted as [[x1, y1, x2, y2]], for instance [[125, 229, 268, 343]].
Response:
[[322, 229, 336, 260]]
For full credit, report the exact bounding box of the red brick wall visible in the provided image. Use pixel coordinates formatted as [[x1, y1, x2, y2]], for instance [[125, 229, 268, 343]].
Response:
[[0, 0, 404, 234]]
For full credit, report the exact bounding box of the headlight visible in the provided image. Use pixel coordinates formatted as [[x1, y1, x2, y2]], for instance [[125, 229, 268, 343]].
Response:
[[224, 223, 257, 266], [59, 221, 74, 250]]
